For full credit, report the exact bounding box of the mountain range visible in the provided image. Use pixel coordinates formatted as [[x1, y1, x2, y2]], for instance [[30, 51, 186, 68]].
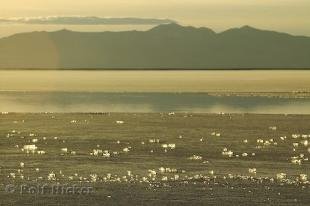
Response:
[[0, 23, 310, 69]]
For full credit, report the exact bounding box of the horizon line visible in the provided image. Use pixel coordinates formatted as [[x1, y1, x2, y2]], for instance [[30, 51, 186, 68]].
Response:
[[1, 23, 310, 39]]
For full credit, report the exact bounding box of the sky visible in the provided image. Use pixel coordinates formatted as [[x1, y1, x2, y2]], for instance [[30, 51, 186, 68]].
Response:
[[0, 0, 310, 37]]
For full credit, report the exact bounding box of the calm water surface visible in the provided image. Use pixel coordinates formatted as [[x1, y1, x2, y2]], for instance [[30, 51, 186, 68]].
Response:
[[1, 70, 310, 113], [1, 92, 310, 113]]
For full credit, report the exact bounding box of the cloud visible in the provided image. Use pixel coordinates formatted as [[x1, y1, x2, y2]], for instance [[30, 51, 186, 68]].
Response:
[[0, 16, 176, 25]]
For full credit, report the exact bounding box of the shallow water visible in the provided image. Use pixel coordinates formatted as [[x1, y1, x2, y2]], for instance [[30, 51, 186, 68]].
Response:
[[1, 70, 310, 92], [1, 91, 310, 113], [1, 70, 310, 113]]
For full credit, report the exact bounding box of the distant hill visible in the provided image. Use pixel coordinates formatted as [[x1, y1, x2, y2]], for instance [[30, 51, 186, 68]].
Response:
[[0, 23, 310, 69]]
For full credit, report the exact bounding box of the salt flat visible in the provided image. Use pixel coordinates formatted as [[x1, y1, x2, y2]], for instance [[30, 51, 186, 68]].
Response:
[[0, 113, 309, 205]]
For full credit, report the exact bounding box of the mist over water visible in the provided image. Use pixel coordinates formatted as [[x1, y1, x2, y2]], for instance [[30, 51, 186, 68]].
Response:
[[1, 92, 310, 113], [1, 70, 310, 113]]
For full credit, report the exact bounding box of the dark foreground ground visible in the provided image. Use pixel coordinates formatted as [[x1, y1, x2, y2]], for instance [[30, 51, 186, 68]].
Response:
[[0, 113, 309, 205]]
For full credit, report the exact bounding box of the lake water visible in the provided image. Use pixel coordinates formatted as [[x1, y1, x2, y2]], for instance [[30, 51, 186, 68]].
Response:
[[1, 91, 310, 113], [1, 70, 310, 113]]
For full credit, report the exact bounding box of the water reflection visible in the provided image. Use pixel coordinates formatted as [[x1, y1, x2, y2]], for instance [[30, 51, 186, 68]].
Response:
[[1, 92, 310, 113]]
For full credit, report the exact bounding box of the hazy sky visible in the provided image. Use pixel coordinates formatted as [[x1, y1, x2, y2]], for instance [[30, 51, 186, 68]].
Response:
[[0, 0, 310, 36]]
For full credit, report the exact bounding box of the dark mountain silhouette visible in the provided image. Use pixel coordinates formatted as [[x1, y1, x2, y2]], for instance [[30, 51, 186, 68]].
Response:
[[0, 23, 310, 69]]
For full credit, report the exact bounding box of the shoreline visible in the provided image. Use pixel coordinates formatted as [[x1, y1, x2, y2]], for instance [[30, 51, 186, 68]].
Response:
[[1, 68, 310, 71], [1, 90, 310, 99]]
